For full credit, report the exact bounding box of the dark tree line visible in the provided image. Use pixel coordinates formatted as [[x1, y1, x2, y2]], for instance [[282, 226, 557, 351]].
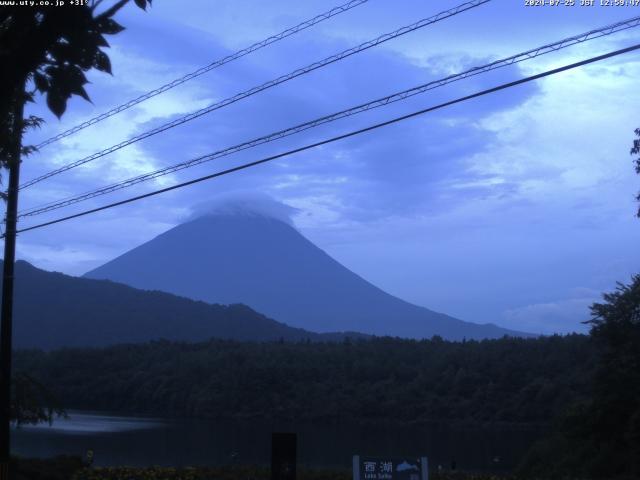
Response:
[[14, 334, 596, 427]]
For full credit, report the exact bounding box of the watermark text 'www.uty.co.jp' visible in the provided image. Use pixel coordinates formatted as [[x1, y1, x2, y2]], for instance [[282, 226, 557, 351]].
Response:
[[0, 0, 89, 7]]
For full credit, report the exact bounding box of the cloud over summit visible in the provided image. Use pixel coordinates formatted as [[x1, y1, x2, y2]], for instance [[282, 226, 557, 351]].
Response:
[[187, 191, 299, 226]]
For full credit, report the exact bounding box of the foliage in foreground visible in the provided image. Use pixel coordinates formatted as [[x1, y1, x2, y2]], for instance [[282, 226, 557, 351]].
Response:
[[10, 455, 83, 480], [521, 275, 640, 479], [11, 372, 65, 426], [10, 459, 535, 480], [71, 465, 524, 480]]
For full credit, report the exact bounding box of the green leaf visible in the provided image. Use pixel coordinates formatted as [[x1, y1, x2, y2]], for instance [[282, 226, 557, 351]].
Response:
[[33, 72, 49, 92], [98, 18, 125, 35], [134, 0, 149, 10], [72, 84, 91, 103], [94, 33, 110, 48], [66, 67, 92, 103], [94, 50, 112, 75], [46, 91, 67, 118], [21, 145, 39, 157], [23, 115, 45, 131]]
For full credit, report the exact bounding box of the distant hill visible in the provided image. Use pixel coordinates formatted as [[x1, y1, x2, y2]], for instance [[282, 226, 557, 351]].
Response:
[[2, 260, 361, 350], [85, 202, 529, 340]]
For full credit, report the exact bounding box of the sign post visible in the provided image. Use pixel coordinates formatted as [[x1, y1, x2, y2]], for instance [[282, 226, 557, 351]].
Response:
[[353, 456, 428, 480], [272, 432, 297, 480]]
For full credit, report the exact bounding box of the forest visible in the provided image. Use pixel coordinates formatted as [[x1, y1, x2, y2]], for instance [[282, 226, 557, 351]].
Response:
[[13, 334, 595, 427]]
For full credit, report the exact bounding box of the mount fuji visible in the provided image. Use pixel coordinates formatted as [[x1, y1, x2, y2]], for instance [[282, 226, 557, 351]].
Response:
[[85, 198, 527, 340]]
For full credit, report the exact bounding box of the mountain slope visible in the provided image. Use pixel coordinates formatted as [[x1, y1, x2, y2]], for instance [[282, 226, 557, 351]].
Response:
[[3, 260, 356, 350], [85, 212, 527, 340]]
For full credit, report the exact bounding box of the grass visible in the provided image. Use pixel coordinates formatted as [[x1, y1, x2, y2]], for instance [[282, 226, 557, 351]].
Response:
[[10, 456, 84, 480], [71, 466, 521, 480], [9, 457, 537, 480]]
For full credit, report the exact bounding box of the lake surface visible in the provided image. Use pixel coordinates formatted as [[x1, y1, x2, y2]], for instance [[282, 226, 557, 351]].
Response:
[[12, 411, 542, 472]]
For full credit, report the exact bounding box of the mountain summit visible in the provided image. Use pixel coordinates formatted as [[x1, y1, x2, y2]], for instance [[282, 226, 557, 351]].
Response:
[[85, 199, 526, 340]]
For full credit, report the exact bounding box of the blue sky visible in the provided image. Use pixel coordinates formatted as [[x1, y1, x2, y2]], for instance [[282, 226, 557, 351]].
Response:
[[17, 0, 640, 334]]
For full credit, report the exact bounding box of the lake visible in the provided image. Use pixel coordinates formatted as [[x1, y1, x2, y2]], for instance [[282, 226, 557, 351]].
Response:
[[12, 411, 543, 472]]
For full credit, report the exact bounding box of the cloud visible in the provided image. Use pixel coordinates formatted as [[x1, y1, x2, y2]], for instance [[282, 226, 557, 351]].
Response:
[[17, 242, 109, 276], [20, 44, 216, 216], [186, 190, 299, 225], [502, 294, 599, 335], [13, 1, 640, 336], [464, 38, 640, 208]]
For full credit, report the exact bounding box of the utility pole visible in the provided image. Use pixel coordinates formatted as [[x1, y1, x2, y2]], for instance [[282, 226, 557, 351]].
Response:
[[0, 85, 24, 480]]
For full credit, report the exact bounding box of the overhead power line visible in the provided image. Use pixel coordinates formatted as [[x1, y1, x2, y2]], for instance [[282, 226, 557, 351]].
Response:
[[18, 15, 640, 219], [21, 0, 491, 189], [13, 42, 640, 237], [34, 0, 370, 150]]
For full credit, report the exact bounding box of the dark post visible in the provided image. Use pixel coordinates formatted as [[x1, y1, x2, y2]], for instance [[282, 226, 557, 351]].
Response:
[[271, 432, 297, 480], [0, 86, 24, 480]]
